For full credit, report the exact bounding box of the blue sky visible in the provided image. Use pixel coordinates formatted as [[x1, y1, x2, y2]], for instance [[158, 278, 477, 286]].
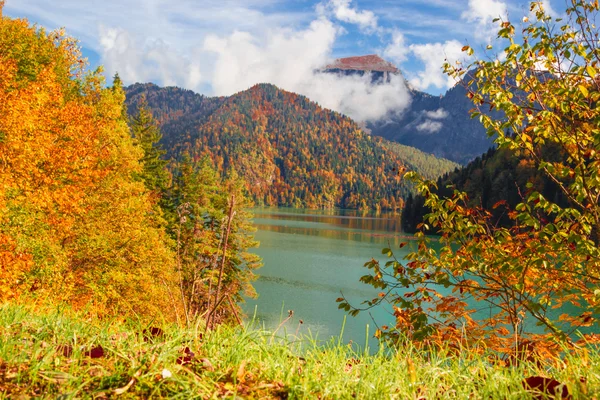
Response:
[[4, 0, 559, 121]]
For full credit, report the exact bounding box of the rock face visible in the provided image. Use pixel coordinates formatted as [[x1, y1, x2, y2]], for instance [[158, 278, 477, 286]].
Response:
[[322, 55, 494, 165], [324, 54, 399, 73], [322, 54, 401, 84], [367, 78, 497, 165]]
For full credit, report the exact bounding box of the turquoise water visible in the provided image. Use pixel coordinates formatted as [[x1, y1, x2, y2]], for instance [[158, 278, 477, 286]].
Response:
[[242, 207, 412, 348], [242, 207, 595, 348]]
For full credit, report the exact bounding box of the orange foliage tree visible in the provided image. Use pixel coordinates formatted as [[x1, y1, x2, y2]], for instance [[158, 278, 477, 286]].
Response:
[[0, 8, 180, 318], [341, 0, 600, 355]]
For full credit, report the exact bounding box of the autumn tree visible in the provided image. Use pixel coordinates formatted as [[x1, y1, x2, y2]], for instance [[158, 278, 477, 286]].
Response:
[[0, 9, 180, 319], [167, 156, 261, 326], [341, 0, 600, 355]]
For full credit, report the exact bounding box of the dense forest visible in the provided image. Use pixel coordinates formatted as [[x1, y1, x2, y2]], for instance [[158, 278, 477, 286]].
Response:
[[384, 142, 459, 182], [401, 145, 570, 233], [126, 83, 458, 211], [0, 9, 259, 325]]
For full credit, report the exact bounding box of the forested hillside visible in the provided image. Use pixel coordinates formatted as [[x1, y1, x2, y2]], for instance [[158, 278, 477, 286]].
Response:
[[384, 142, 459, 181], [401, 145, 570, 233], [126, 83, 458, 210]]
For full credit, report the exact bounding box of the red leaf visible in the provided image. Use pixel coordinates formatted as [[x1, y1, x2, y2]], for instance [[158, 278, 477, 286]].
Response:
[[522, 376, 570, 399], [143, 327, 164, 342], [85, 345, 105, 359], [176, 346, 196, 365]]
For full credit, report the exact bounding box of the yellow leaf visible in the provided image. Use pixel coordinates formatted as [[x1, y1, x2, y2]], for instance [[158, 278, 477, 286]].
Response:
[[586, 65, 596, 78]]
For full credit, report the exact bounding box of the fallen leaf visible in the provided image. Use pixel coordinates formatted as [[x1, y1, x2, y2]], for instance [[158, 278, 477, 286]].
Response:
[[176, 346, 195, 365], [84, 345, 105, 359], [200, 358, 215, 371], [237, 360, 247, 382], [522, 376, 570, 399], [143, 327, 164, 342]]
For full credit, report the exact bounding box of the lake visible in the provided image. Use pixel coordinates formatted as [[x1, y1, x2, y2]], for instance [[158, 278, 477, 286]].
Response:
[[242, 207, 412, 348], [242, 207, 593, 348]]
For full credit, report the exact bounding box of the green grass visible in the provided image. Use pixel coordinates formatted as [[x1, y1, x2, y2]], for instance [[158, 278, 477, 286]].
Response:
[[0, 304, 598, 399]]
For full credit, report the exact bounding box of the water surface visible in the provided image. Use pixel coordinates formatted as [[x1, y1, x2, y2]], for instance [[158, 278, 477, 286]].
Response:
[[243, 207, 411, 348]]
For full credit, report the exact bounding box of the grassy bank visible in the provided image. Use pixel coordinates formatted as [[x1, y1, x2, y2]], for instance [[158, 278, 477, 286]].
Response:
[[0, 304, 598, 399]]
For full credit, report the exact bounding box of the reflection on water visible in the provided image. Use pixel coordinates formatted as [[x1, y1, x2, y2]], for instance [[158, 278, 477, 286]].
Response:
[[243, 207, 407, 348], [254, 224, 414, 244], [243, 207, 591, 346], [258, 275, 379, 298]]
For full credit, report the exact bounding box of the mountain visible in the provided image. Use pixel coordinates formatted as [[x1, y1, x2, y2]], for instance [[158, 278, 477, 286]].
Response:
[[384, 142, 459, 182], [367, 80, 496, 165], [125, 83, 225, 150], [401, 145, 569, 233], [125, 83, 458, 210], [324, 54, 399, 73], [322, 54, 400, 83], [321, 55, 494, 165]]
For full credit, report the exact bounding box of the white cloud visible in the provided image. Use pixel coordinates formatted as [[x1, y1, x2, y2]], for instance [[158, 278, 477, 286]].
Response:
[[529, 0, 558, 19], [461, 0, 508, 41], [416, 120, 443, 133], [7, 0, 489, 115], [306, 72, 411, 121], [383, 30, 409, 64], [204, 20, 336, 95], [99, 25, 202, 88], [204, 19, 411, 121], [408, 40, 465, 90], [424, 108, 448, 119], [97, 13, 411, 122], [318, 0, 379, 33]]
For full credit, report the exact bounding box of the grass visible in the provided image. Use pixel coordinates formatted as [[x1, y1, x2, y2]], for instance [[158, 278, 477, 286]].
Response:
[[0, 304, 598, 399]]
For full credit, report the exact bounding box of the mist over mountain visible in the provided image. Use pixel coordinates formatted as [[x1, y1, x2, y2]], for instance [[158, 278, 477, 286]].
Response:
[[367, 82, 494, 165], [322, 55, 494, 165]]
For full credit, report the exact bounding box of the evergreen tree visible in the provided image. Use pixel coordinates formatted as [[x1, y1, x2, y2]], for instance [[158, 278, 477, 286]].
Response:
[[130, 96, 169, 195], [167, 156, 260, 325]]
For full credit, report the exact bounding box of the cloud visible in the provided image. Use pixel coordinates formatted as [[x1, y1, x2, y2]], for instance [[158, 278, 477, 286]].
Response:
[[408, 40, 465, 90], [97, 12, 411, 122], [99, 25, 202, 89], [318, 0, 379, 33], [203, 18, 411, 121], [416, 120, 443, 133], [383, 30, 409, 64], [529, 0, 559, 19], [416, 108, 448, 134], [461, 0, 508, 41], [9, 0, 485, 117], [204, 19, 337, 95], [424, 108, 448, 119], [306, 72, 411, 121]]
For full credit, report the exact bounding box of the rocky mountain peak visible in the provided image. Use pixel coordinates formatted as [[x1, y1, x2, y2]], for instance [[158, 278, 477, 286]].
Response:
[[323, 54, 399, 73]]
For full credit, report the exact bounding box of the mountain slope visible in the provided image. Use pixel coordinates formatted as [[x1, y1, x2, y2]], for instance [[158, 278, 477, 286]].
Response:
[[126, 83, 458, 210], [125, 83, 225, 150], [319, 56, 494, 165], [367, 78, 495, 165], [401, 145, 569, 232], [384, 142, 459, 181]]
